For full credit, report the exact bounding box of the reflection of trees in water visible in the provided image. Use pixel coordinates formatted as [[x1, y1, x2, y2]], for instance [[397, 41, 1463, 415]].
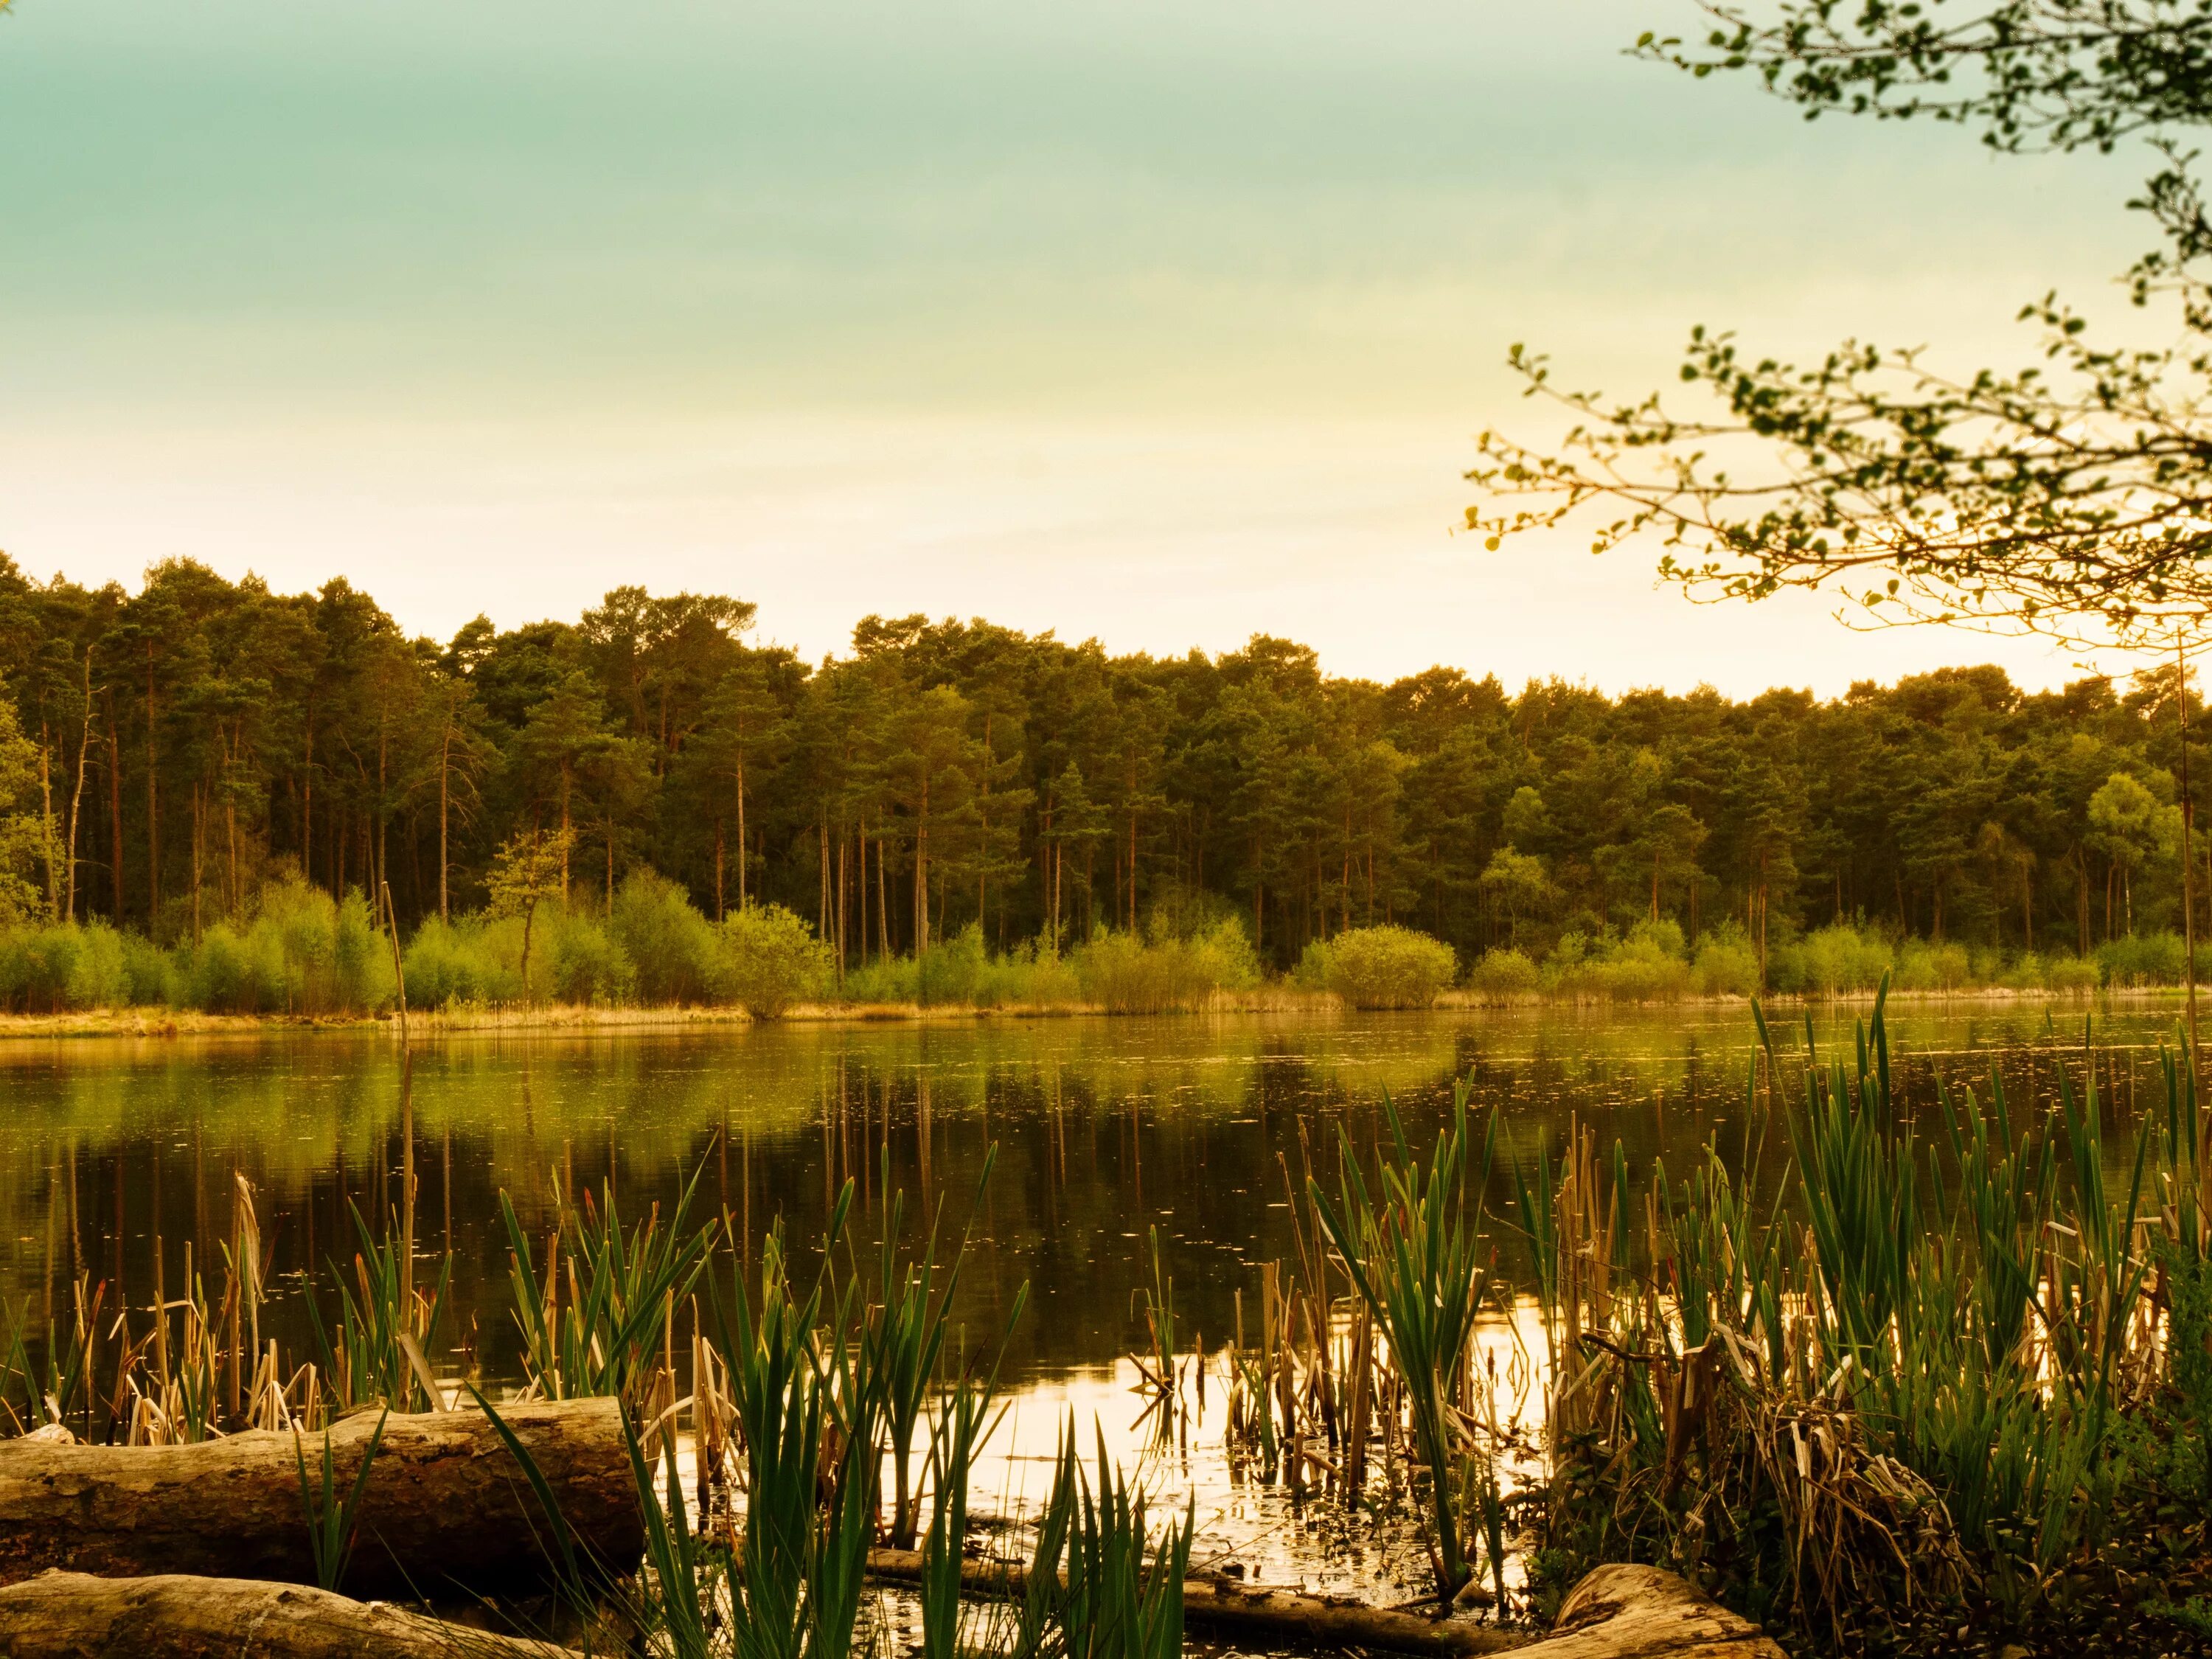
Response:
[[0, 1006, 2188, 1382]]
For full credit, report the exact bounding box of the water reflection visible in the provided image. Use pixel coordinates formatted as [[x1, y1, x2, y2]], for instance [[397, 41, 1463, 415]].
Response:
[[0, 1001, 2189, 1601]]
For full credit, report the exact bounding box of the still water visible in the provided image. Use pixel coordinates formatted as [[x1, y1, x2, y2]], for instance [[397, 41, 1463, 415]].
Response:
[[0, 1000, 2188, 1604]]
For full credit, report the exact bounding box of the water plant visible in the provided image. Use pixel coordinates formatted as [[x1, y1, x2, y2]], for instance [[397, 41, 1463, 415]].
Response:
[[501, 1164, 714, 1405], [1025, 1419, 1194, 1659], [1310, 1078, 1498, 1599], [304, 1204, 452, 1413], [855, 1146, 994, 1550], [292, 1406, 389, 1592]]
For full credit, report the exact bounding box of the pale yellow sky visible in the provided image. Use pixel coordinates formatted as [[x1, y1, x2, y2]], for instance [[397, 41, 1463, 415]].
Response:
[[0, 0, 2156, 692]]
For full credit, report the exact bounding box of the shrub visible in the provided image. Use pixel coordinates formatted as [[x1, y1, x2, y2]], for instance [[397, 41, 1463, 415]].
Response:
[[1072, 919, 1256, 1013], [1307, 925, 1456, 1009], [119, 929, 170, 1004], [167, 881, 395, 1015], [1594, 920, 1691, 1001], [175, 922, 269, 1012], [2046, 954, 2102, 992], [840, 953, 918, 1004], [977, 939, 1083, 1005], [609, 871, 717, 1005], [2099, 930, 2190, 987], [547, 908, 635, 1005], [403, 914, 524, 1007], [1186, 918, 1262, 993], [714, 903, 832, 1018], [917, 925, 988, 1005], [1783, 922, 1893, 997], [0, 922, 142, 1012], [1467, 947, 1540, 1000], [66, 921, 132, 1008], [1691, 926, 1761, 997], [1893, 939, 1973, 992]]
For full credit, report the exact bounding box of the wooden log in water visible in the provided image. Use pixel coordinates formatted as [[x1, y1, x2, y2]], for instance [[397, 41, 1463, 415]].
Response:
[[0, 1401, 640, 1600], [1523, 1563, 1785, 1658], [861, 1548, 1775, 1657], [0, 1571, 582, 1659]]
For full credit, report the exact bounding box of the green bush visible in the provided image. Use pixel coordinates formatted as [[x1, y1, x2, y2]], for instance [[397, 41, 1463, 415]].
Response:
[[1893, 939, 1973, 992], [976, 938, 1082, 1005], [66, 921, 132, 1008], [835, 931, 1085, 1007], [839, 953, 918, 1004], [1467, 947, 1541, 1000], [609, 871, 717, 1005], [168, 881, 394, 1015], [917, 925, 988, 1005], [1592, 920, 1691, 1001], [1073, 918, 1258, 1013], [2099, 930, 2190, 987], [120, 929, 170, 1004], [547, 908, 634, 1005], [2046, 953, 2103, 992], [403, 914, 524, 1007], [1691, 925, 1761, 997], [1304, 925, 1456, 1009], [713, 902, 832, 1018], [1779, 922, 1893, 997], [1186, 917, 1262, 994]]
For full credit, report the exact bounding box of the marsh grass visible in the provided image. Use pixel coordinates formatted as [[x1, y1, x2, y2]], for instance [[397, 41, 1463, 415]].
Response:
[[501, 1164, 714, 1406], [1310, 1077, 1498, 1599], [854, 1145, 994, 1551], [305, 1203, 452, 1413], [1509, 980, 2212, 1647], [293, 1405, 389, 1592]]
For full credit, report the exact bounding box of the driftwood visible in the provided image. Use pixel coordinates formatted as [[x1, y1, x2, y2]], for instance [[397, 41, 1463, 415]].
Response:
[[862, 1548, 1775, 1658], [0, 1402, 640, 1600], [864, 1543, 1520, 1654], [1518, 1565, 1787, 1659], [0, 1571, 582, 1658]]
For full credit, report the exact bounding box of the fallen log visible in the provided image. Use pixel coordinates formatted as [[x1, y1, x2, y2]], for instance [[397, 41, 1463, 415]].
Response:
[[0, 1401, 640, 1600], [862, 1548, 1780, 1658], [1518, 1565, 1785, 1659], [0, 1570, 582, 1659], [863, 1544, 1524, 1657]]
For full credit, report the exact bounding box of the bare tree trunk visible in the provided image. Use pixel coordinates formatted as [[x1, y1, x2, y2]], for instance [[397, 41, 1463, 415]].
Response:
[[437, 725, 451, 923], [38, 737, 56, 918], [145, 654, 160, 928], [190, 782, 203, 945], [65, 655, 95, 923], [108, 700, 124, 924]]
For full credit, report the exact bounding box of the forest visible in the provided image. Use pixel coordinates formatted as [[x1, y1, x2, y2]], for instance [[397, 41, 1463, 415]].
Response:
[[0, 553, 2202, 1010]]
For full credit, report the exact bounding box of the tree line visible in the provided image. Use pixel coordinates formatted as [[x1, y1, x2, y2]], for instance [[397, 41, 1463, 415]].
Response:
[[0, 554, 2203, 975]]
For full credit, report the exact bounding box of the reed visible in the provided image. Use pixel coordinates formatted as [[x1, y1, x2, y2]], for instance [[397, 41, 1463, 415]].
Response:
[[292, 1406, 389, 1593], [1514, 982, 2212, 1647], [305, 1204, 452, 1413], [1310, 1080, 1498, 1600], [919, 1377, 1007, 1659], [501, 1164, 714, 1406], [1130, 1223, 1180, 1434], [1027, 1419, 1194, 1659], [855, 1145, 993, 1550]]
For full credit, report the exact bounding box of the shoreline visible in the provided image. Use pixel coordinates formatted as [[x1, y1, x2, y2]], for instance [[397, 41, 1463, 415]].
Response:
[[0, 982, 2173, 1042]]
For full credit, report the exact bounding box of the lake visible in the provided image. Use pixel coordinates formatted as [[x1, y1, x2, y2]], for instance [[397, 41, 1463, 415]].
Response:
[[0, 998, 2188, 1607]]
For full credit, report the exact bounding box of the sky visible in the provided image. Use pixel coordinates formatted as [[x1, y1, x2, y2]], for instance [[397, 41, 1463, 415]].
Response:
[[0, 0, 2164, 695]]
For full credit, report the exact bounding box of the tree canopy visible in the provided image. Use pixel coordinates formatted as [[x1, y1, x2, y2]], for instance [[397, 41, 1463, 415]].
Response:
[[0, 556, 2206, 973]]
